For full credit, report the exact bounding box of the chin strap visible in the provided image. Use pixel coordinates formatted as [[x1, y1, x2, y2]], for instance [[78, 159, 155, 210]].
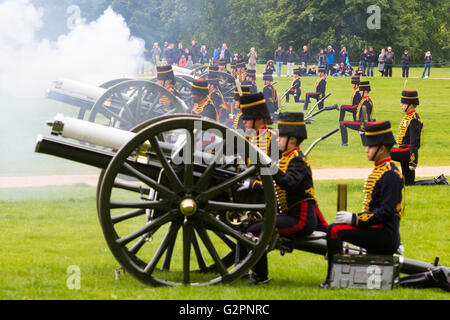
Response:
[[371, 146, 381, 162]]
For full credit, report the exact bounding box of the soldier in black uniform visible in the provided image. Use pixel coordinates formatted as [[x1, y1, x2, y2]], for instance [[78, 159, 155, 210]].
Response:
[[218, 59, 231, 74], [156, 65, 182, 109], [246, 69, 258, 94], [235, 59, 247, 83], [391, 90, 448, 186], [339, 80, 374, 146], [304, 66, 327, 110], [233, 84, 252, 131], [241, 112, 329, 284], [207, 66, 231, 125], [239, 92, 277, 158], [262, 72, 279, 115], [338, 75, 362, 123], [285, 68, 301, 103], [190, 80, 217, 121], [321, 120, 405, 288]]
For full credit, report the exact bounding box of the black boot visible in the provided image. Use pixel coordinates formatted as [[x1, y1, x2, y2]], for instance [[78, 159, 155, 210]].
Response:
[[399, 267, 450, 292], [339, 124, 348, 146], [249, 253, 271, 285]]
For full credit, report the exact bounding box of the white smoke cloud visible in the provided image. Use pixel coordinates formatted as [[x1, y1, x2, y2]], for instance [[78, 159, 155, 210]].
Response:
[[0, 0, 146, 98]]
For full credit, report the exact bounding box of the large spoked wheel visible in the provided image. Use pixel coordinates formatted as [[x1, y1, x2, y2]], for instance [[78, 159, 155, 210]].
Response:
[[88, 80, 186, 130], [97, 116, 277, 286]]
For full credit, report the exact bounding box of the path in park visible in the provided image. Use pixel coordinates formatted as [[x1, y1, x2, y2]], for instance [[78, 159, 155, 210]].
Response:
[[1, 166, 449, 189]]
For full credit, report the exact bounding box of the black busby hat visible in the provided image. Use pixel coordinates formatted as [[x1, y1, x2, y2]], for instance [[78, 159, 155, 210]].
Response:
[[207, 66, 219, 85], [263, 72, 273, 82], [218, 59, 226, 66], [318, 66, 326, 73], [363, 120, 396, 146], [234, 84, 252, 100], [359, 80, 371, 92], [351, 75, 360, 85], [294, 68, 301, 76], [239, 92, 272, 123], [278, 112, 307, 139], [191, 80, 209, 96], [401, 90, 419, 106], [157, 65, 176, 83]]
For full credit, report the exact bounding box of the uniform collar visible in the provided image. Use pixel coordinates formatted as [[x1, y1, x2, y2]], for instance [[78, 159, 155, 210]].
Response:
[[375, 157, 391, 167], [256, 125, 268, 136], [282, 146, 300, 158], [407, 110, 416, 115]]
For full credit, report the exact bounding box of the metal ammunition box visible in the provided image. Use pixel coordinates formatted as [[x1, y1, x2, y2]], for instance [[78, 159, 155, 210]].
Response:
[[329, 254, 400, 290]]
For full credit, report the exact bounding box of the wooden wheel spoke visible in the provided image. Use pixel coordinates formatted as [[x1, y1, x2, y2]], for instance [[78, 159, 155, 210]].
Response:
[[191, 231, 208, 272], [113, 180, 151, 195], [194, 222, 228, 277], [200, 166, 257, 201], [183, 129, 195, 190], [111, 208, 146, 224], [148, 136, 184, 193], [201, 212, 256, 249], [116, 210, 177, 247], [144, 222, 181, 274], [195, 142, 224, 193], [122, 162, 178, 201], [182, 220, 193, 284]]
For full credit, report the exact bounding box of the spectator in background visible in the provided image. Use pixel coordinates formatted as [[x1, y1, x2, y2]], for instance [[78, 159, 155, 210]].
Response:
[[162, 41, 169, 61], [220, 43, 231, 66], [299, 62, 307, 75], [378, 48, 386, 77], [274, 44, 285, 77], [178, 53, 187, 67], [265, 60, 276, 74], [286, 46, 296, 77], [338, 46, 348, 65], [401, 49, 411, 78], [186, 55, 194, 67], [384, 46, 395, 77], [366, 47, 376, 77], [317, 49, 326, 67], [345, 64, 353, 76], [200, 45, 207, 64], [360, 48, 368, 76], [150, 42, 161, 66], [190, 40, 200, 64], [300, 45, 310, 69], [326, 46, 335, 75], [213, 45, 220, 62], [422, 51, 432, 78], [165, 43, 176, 65], [175, 42, 184, 66], [308, 65, 317, 76], [247, 47, 258, 70]]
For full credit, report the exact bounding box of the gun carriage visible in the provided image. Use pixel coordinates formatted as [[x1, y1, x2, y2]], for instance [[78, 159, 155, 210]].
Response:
[[35, 113, 447, 287]]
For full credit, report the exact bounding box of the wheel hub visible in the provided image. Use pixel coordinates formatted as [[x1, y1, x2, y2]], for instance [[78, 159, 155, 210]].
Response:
[[179, 198, 197, 216]]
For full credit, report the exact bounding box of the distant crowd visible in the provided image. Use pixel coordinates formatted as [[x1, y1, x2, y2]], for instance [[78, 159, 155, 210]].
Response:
[[146, 41, 434, 79]]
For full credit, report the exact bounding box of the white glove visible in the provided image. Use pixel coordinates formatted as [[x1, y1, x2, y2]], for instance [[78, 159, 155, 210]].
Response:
[[397, 244, 405, 255], [237, 179, 251, 192], [335, 211, 353, 225], [408, 164, 416, 171]]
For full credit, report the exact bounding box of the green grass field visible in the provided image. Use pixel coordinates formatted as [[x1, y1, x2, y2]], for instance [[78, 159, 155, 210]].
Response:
[[0, 66, 449, 301], [0, 180, 449, 300]]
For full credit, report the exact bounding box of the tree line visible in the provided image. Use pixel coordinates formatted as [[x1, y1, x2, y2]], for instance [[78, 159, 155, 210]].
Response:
[[33, 0, 449, 65]]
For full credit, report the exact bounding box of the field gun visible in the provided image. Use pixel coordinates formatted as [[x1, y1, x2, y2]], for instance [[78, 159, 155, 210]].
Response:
[[35, 114, 448, 287]]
